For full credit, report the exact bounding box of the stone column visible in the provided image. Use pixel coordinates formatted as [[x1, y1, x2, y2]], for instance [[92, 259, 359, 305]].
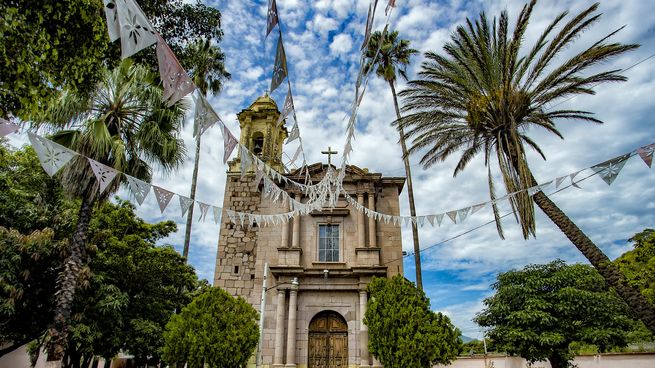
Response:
[[357, 193, 366, 247], [359, 290, 370, 367], [273, 289, 286, 367], [281, 200, 290, 248], [285, 284, 299, 368], [291, 194, 301, 248], [368, 193, 376, 247]]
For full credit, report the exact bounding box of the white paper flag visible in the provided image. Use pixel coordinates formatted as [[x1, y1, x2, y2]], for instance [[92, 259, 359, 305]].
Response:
[[193, 93, 221, 137], [117, 0, 157, 59], [0, 119, 19, 137], [591, 154, 630, 186], [457, 207, 470, 222], [126, 175, 151, 205], [426, 215, 436, 226], [286, 123, 300, 144], [102, 0, 120, 42], [153, 186, 174, 213], [88, 158, 119, 194], [213, 206, 222, 224], [198, 202, 210, 221], [179, 195, 193, 217], [569, 170, 583, 189], [471, 203, 486, 215], [221, 123, 238, 164], [240, 145, 252, 175], [276, 86, 294, 127], [555, 176, 567, 189], [436, 213, 445, 226], [28, 133, 76, 177]]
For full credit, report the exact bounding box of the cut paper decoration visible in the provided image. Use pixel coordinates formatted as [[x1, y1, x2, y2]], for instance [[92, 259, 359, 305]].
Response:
[[213, 206, 222, 224], [156, 34, 195, 106], [117, 0, 157, 59], [436, 213, 444, 227], [471, 203, 486, 215], [88, 158, 119, 194], [198, 202, 210, 221], [276, 87, 294, 126], [126, 175, 151, 205], [0, 119, 19, 137], [291, 144, 302, 164], [153, 186, 174, 213], [418, 216, 426, 227], [193, 92, 220, 137], [266, 0, 279, 38], [103, 0, 120, 42], [591, 154, 630, 186], [221, 123, 238, 164], [240, 145, 253, 174], [286, 123, 299, 144], [569, 170, 583, 189], [361, 2, 374, 50], [426, 215, 436, 226], [179, 195, 193, 217], [270, 35, 288, 93], [457, 207, 470, 222], [446, 210, 457, 224], [637, 144, 655, 168], [28, 133, 76, 177], [555, 176, 567, 189], [385, 0, 396, 15]]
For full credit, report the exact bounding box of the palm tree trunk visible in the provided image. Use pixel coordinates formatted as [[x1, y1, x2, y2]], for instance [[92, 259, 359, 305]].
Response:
[[46, 194, 96, 367], [390, 81, 423, 290], [183, 133, 202, 259]]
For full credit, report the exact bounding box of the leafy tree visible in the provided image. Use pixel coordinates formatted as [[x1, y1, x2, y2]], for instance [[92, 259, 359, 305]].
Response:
[[475, 261, 635, 368], [460, 338, 495, 356], [34, 60, 188, 364], [364, 275, 460, 368], [182, 37, 231, 259], [163, 287, 259, 368], [397, 0, 655, 332], [616, 229, 655, 305], [363, 30, 423, 289]]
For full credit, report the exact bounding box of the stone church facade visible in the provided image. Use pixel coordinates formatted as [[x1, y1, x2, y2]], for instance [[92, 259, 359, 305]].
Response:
[[214, 95, 405, 368]]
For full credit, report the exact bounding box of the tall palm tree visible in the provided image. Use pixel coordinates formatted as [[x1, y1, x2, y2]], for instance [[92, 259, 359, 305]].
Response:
[[364, 30, 423, 289], [37, 59, 188, 365], [398, 0, 655, 333], [181, 38, 230, 259]]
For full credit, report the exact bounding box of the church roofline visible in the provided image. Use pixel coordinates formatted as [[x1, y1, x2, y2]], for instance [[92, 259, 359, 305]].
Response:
[[285, 163, 406, 193]]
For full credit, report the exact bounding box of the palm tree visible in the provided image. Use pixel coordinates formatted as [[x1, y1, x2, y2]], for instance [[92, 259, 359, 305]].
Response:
[[36, 59, 188, 365], [364, 30, 423, 289], [181, 38, 230, 259], [398, 0, 655, 333]]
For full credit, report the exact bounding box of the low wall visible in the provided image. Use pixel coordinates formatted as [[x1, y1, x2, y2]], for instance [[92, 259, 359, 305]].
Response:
[[435, 353, 655, 368]]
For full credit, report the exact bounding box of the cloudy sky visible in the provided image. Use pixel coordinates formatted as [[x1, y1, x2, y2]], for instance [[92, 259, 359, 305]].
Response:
[[11, 0, 655, 338]]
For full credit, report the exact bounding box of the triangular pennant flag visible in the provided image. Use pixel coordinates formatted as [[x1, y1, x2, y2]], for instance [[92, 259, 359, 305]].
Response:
[[570, 170, 583, 189], [385, 0, 396, 15], [471, 203, 486, 215], [198, 202, 210, 221], [446, 210, 457, 224], [591, 154, 631, 186], [290, 145, 302, 164], [555, 176, 567, 189], [179, 195, 193, 217], [221, 123, 238, 164], [156, 34, 195, 106], [193, 92, 220, 137], [286, 123, 299, 144], [539, 180, 553, 193], [88, 158, 119, 194], [126, 175, 151, 205], [240, 145, 252, 175], [266, 0, 279, 38], [457, 207, 470, 222], [527, 185, 540, 197], [276, 85, 294, 127], [426, 215, 436, 226], [253, 169, 265, 186], [436, 213, 445, 226], [27, 133, 76, 177], [153, 186, 174, 213], [270, 34, 288, 93], [403, 217, 411, 227], [213, 206, 222, 224], [102, 0, 120, 42], [361, 2, 374, 50], [637, 143, 655, 168], [0, 118, 19, 137], [418, 216, 426, 228], [117, 0, 157, 59]]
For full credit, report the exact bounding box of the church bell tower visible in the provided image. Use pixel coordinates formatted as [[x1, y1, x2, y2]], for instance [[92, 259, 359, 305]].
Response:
[[228, 93, 288, 173]]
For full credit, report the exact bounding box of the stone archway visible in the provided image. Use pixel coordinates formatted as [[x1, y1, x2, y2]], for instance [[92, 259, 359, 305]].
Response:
[[308, 311, 348, 368]]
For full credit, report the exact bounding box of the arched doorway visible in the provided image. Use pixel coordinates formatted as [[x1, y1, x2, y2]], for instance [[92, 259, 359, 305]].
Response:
[[308, 311, 348, 368]]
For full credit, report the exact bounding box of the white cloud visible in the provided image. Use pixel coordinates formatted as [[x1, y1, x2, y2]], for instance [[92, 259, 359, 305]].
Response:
[[329, 33, 353, 56]]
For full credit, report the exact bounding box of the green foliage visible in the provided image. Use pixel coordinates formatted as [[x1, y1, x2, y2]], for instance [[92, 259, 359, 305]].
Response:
[[475, 261, 635, 368], [364, 30, 418, 83], [460, 338, 495, 355], [616, 229, 655, 305], [163, 287, 259, 368], [364, 275, 460, 368]]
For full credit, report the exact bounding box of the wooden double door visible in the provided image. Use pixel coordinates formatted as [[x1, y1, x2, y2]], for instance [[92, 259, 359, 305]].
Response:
[[308, 311, 348, 368]]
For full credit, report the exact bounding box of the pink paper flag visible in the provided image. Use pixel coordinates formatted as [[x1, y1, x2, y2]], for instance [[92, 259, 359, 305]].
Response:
[[153, 186, 174, 213], [0, 118, 19, 137], [221, 123, 238, 164], [156, 34, 195, 106], [446, 210, 458, 224], [637, 143, 655, 168]]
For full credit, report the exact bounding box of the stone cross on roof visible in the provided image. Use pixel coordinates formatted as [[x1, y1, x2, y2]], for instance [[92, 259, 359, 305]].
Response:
[[321, 146, 338, 165]]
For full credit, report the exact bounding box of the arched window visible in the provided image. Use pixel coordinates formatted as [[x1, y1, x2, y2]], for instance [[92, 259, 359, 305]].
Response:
[[252, 132, 264, 156]]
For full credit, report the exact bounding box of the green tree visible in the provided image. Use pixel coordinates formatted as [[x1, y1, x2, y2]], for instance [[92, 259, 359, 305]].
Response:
[[35, 60, 187, 365], [475, 261, 635, 368], [397, 0, 654, 332], [181, 37, 230, 259], [163, 287, 259, 368], [363, 30, 422, 289], [616, 229, 655, 305], [364, 275, 460, 368]]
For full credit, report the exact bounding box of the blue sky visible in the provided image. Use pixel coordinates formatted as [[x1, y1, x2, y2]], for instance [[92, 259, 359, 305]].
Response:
[[10, 0, 655, 338]]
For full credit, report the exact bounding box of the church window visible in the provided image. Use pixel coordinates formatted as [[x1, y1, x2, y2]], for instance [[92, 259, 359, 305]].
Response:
[[252, 132, 264, 156], [318, 224, 339, 262]]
